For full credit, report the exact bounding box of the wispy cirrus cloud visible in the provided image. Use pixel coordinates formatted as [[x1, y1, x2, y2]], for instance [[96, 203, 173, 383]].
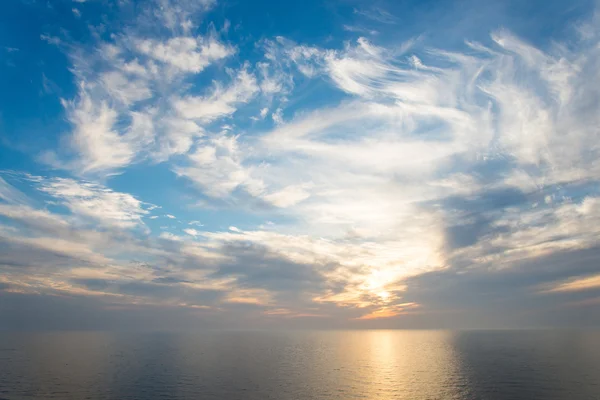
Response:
[[40, 1, 256, 176], [133, 36, 233, 74], [0, 177, 30, 205], [37, 177, 152, 229], [353, 7, 398, 24], [173, 67, 258, 120]]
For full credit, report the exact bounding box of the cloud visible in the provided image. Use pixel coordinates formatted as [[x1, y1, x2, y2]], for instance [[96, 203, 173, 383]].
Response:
[[134, 36, 233, 73], [546, 274, 600, 293], [0, 204, 72, 237], [0, 196, 343, 321], [262, 183, 312, 208], [0, 291, 227, 331], [353, 7, 398, 24], [271, 107, 284, 125], [5, 0, 600, 328], [184, 228, 201, 236], [210, 242, 329, 305], [0, 200, 227, 310], [55, 86, 151, 174], [0, 176, 30, 205], [42, 3, 243, 175], [151, 0, 216, 32], [256, 60, 294, 98], [100, 71, 153, 105], [174, 133, 266, 198], [37, 177, 151, 229], [40, 34, 61, 46], [342, 25, 378, 36], [398, 246, 600, 328], [237, 17, 600, 322], [0, 233, 111, 268], [173, 68, 258, 121]]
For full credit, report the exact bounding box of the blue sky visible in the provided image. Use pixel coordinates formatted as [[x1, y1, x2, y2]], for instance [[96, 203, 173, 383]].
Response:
[[1, 0, 600, 330]]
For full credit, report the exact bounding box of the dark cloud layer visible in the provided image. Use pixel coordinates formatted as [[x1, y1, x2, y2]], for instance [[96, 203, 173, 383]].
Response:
[[399, 246, 600, 328]]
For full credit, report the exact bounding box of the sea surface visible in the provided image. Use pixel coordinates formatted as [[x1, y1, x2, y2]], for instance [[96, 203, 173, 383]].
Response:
[[0, 330, 599, 399]]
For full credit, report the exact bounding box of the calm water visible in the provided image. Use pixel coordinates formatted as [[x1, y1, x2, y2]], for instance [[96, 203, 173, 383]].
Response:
[[1, 330, 599, 399]]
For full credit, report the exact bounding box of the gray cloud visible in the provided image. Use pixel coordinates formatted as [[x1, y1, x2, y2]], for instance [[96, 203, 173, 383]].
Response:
[[0, 291, 220, 331], [211, 243, 331, 303], [398, 246, 600, 328]]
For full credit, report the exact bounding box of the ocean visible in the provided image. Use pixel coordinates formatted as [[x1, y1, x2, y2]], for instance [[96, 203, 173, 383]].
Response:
[[1, 330, 599, 399]]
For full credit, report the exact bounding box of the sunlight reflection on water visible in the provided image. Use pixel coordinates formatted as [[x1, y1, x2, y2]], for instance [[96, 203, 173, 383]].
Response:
[[1, 330, 599, 399]]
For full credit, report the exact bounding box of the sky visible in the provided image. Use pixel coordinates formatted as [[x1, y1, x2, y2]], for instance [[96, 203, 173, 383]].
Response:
[[1, 0, 600, 330]]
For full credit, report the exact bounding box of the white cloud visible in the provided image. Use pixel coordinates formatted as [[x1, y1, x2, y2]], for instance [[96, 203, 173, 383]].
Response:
[[263, 183, 312, 208], [59, 87, 146, 174], [153, 0, 216, 32], [184, 228, 201, 236], [174, 133, 266, 198], [100, 71, 152, 105], [152, 118, 204, 161], [256, 60, 293, 97], [173, 68, 258, 120], [271, 107, 284, 125], [159, 231, 183, 241], [134, 36, 233, 73], [37, 178, 150, 229], [44, 8, 242, 175], [257, 62, 283, 94]]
